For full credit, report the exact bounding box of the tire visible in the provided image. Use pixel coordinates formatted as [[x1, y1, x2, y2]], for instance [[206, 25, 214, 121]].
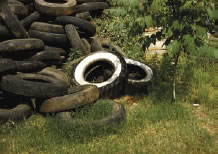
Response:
[[56, 100, 126, 126], [21, 11, 41, 28], [101, 40, 126, 57], [30, 22, 65, 34], [55, 16, 96, 36], [91, 39, 103, 52], [44, 46, 66, 56], [0, 38, 44, 53], [38, 85, 99, 113], [0, 59, 17, 76], [124, 58, 153, 95], [29, 29, 68, 44], [0, 0, 29, 38], [72, 51, 127, 98], [0, 101, 32, 123], [8, 2, 29, 17], [15, 61, 47, 73], [65, 24, 89, 55], [39, 67, 71, 87], [35, 0, 77, 16], [0, 24, 12, 38], [75, 11, 90, 20], [72, 2, 109, 13], [29, 50, 63, 65], [1, 73, 68, 98]]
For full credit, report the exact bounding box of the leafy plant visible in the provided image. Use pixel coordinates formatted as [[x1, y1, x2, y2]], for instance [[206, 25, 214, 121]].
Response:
[[108, 0, 215, 101]]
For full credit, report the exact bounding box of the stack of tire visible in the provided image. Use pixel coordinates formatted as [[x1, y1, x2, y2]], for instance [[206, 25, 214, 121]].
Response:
[[0, 0, 153, 126]]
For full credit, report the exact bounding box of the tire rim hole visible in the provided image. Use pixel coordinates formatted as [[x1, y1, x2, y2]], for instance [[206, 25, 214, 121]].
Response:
[[84, 60, 114, 83], [127, 64, 146, 80]]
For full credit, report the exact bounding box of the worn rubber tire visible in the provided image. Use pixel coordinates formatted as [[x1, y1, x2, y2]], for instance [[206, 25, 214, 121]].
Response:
[[0, 102, 32, 123], [124, 58, 153, 95], [72, 2, 108, 13], [29, 29, 68, 44], [15, 61, 47, 73], [21, 11, 41, 28], [0, 59, 17, 76], [55, 16, 96, 36], [75, 11, 90, 20], [91, 39, 103, 52], [39, 85, 99, 113], [0, 0, 29, 38], [0, 38, 44, 53], [0, 24, 13, 38], [44, 46, 66, 56], [39, 67, 71, 87], [73, 51, 127, 98], [8, 1, 29, 17], [56, 100, 126, 126], [1, 73, 68, 98], [35, 0, 77, 16], [30, 22, 65, 34]]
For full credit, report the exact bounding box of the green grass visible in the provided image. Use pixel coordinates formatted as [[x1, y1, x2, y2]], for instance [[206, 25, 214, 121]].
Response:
[[0, 97, 216, 154]]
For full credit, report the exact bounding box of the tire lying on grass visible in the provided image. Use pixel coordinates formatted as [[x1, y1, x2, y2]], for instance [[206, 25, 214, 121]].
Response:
[[0, 98, 32, 123], [38, 85, 99, 113], [124, 58, 153, 95], [56, 100, 126, 127], [35, 0, 77, 16], [1, 73, 68, 98], [72, 51, 127, 98]]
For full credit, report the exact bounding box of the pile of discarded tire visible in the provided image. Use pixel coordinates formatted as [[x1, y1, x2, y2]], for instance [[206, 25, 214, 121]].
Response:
[[0, 0, 153, 126]]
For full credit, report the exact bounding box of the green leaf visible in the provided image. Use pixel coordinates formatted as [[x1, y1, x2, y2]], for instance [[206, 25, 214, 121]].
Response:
[[144, 15, 153, 27], [166, 40, 181, 55]]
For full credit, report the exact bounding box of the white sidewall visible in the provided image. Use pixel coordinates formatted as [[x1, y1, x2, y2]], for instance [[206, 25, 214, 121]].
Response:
[[74, 52, 122, 88]]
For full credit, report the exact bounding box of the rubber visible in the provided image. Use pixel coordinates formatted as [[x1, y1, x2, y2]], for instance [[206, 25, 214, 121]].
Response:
[[75, 11, 90, 20], [0, 0, 29, 38], [21, 11, 41, 28], [15, 61, 47, 73], [29, 30, 68, 44], [8, 1, 29, 16], [0, 102, 32, 123], [55, 16, 96, 36], [1, 73, 68, 98], [0, 24, 12, 37], [35, 0, 77, 16], [56, 100, 126, 127], [44, 46, 66, 56], [124, 58, 153, 95], [73, 51, 127, 98], [0, 59, 17, 76], [39, 85, 99, 113], [91, 39, 103, 52], [72, 2, 109, 13], [39, 67, 71, 87], [0, 38, 44, 53], [30, 22, 65, 34], [65, 24, 89, 55]]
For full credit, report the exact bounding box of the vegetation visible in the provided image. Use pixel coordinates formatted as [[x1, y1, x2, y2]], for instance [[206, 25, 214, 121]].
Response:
[[0, 0, 217, 153]]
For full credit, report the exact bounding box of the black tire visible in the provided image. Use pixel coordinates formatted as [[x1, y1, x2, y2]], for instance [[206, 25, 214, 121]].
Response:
[[29, 29, 68, 44], [0, 24, 13, 38], [0, 38, 44, 53], [72, 51, 127, 98], [75, 11, 90, 20], [55, 16, 96, 36], [0, 102, 32, 123], [65, 24, 89, 55], [21, 11, 41, 28], [39, 67, 71, 87], [0, 59, 17, 76], [39, 85, 99, 113], [1, 73, 68, 98], [15, 61, 47, 73], [72, 2, 109, 13], [0, 0, 29, 38], [124, 58, 153, 95], [101, 40, 126, 57], [30, 22, 65, 34], [35, 0, 77, 16], [56, 100, 126, 126], [17, 0, 34, 4], [29, 50, 63, 65], [91, 39, 103, 52], [8, 2, 29, 17], [44, 46, 66, 56]]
